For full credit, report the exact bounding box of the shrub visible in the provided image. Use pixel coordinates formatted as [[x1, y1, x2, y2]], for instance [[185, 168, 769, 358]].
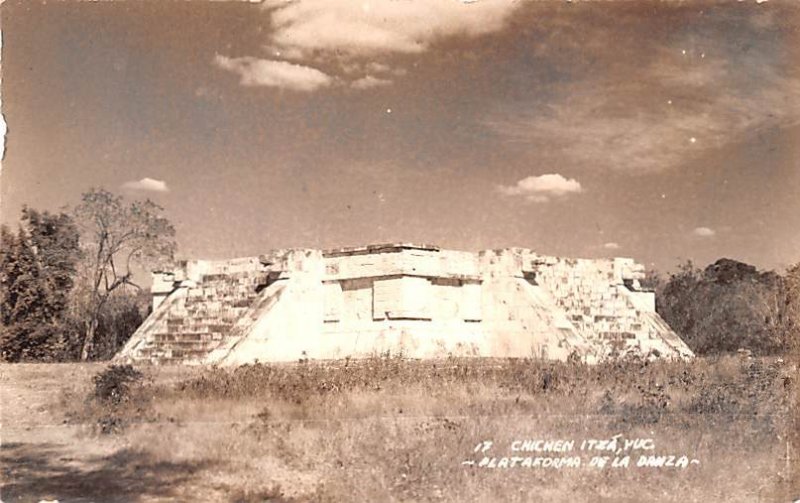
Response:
[[657, 259, 789, 356], [93, 364, 144, 405], [87, 364, 157, 434]]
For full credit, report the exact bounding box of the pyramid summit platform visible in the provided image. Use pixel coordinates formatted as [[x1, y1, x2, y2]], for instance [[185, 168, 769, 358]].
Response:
[[115, 243, 693, 365]]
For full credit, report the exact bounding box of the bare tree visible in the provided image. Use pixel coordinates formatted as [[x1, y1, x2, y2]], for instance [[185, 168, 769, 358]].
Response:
[[73, 188, 176, 360], [785, 262, 800, 356]]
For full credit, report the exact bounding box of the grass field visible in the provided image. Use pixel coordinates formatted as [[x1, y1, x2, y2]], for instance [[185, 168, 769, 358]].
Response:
[[1, 355, 798, 502]]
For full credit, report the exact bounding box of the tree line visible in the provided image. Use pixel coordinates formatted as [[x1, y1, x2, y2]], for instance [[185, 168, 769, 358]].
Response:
[[0, 188, 175, 361], [646, 258, 799, 356], [1, 189, 797, 361]]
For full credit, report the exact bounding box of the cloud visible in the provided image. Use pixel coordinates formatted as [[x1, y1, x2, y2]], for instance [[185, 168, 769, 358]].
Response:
[[213, 55, 332, 91], [693, 227, 716, 237], [350, 75, 392, 90], [487, 74, 800, 174], [366, 62, 393, 75], [497, 173, 583, 203], [263, 0, 518, 60], [121, 177, 169, 193], [215, 0, 521, 91], [603, 242, 621, 250], [484, 9, 800, 174]]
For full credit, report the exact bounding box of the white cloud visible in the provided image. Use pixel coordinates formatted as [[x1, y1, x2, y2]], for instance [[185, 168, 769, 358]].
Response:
[[497, 173, 583, 203], [350, 75, 392, 90], [603, 242, 621, 250], [213, 55, 332, 91], [263, 0, 518, 60], [222, 0, 520, 91], [693, 227, 716, 237], [121, 177, 169, 193], [366, 62, 393, 75]]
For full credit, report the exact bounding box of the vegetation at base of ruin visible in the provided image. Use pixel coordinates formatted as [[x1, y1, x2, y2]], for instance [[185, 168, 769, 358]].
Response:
[[172, 354, 793, 428], [3, 354, 795, 502], [0, 189, 173, 362], [646, 258, 797, 356]]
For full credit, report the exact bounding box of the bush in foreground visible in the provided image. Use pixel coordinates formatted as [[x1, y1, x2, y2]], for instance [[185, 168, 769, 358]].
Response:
[[83, 364, 153, 434]]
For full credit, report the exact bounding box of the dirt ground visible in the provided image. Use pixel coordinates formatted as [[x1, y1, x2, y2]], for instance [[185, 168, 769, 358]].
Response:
[[0, 363, 215, 503]]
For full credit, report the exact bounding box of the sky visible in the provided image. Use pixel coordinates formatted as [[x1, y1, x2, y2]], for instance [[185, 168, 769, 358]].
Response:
[[1, 0, 799, 273]]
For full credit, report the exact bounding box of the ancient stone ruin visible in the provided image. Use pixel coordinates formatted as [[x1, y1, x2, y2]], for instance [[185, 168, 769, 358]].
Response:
[[115, 243, 693, 365]]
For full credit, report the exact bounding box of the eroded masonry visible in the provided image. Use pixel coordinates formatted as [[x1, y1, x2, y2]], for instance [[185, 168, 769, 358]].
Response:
[[115, 244, 693, 365]]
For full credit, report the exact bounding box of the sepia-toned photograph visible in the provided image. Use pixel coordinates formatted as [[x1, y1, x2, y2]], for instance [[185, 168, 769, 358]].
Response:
[[0, 0, 798, 501]]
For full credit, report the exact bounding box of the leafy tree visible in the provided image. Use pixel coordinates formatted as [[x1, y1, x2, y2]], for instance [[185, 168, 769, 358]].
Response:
[[72, 188, 176, 360], [0, 225, 47, 324], [658, 261, 702, 337], [784, 262, 800, 356], [0, 210, 81, 361], [0, 226, 20, 326], [20, 207, 81, 318], [657, 258, 788, 356]]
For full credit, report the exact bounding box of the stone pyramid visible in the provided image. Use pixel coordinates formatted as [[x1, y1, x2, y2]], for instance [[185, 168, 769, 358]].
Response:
[[115, 244, 693, 365]]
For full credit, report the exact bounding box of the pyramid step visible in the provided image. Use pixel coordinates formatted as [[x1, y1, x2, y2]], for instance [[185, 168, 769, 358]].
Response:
[[168, 316, 234, 323], [152, 332, 222, 343], [166, 348, 211, 360], [134, 347, 166, 358], [137, 347, 211, 360], [181, 311, 247, 319], [150, 356, 206, 365], [157, 341, 219, 351], [168, 325, 211, 335], [171, 324, 234, 335]]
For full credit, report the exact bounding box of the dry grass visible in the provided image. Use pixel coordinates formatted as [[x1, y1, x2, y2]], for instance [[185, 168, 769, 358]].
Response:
[[2, 355, 798, 502]]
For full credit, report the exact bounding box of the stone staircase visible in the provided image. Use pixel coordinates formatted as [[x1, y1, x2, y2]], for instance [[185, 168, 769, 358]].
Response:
[[532, 259, 658, 354], [132, 271, 265, 364]]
